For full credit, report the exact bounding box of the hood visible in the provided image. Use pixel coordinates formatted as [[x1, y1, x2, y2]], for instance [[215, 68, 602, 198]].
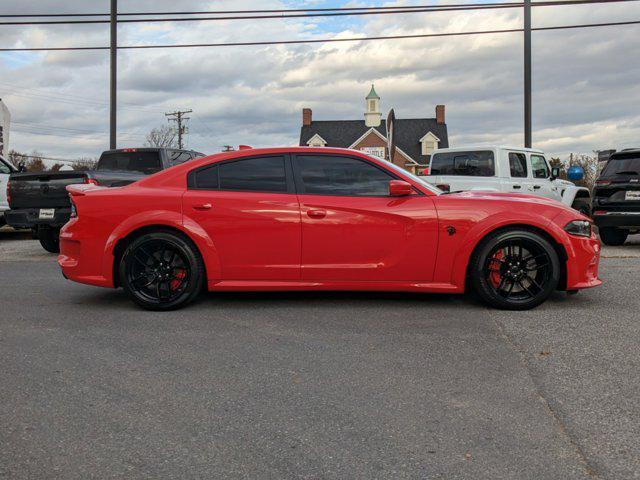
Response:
[[446, 190, 566, 208]]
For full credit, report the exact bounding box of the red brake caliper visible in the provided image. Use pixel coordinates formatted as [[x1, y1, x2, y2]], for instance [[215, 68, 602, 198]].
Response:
[[170, 269, 186, 291], [489, 249, 504, 288]]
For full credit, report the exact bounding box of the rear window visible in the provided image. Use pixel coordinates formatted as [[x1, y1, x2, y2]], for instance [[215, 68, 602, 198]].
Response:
[[430, 151, 495, 177], [600, 154, 640, 178], [98, 151, 162, 174]]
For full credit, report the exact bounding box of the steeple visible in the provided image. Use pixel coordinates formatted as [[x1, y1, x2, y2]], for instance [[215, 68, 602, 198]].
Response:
[[364, 84, 381, 127]]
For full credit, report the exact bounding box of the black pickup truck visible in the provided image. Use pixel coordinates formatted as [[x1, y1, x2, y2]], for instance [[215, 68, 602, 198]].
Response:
[[592, 148, 640, 246], [5, 147, 205, 252]]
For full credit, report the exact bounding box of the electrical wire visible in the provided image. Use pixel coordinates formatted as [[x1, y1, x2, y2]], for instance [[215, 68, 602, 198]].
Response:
[[1, 19, 638, 52]]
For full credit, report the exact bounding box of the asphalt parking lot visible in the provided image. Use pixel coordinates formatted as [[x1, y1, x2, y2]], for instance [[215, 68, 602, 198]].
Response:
[[1, 228, 639, 479]]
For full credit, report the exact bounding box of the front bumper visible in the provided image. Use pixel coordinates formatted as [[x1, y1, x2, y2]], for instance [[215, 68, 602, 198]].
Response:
[[592, 210, 640, 229], [5, 207, 71, 229], [564, 232, 601, 290]]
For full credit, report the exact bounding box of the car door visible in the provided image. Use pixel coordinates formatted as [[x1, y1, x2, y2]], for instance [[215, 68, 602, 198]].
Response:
[[183, 154, 301, 281], [506, 152, 529, 194], [292, 153, 439, 282], [529, 154, 562, 201], [0, 157, 12, 211]]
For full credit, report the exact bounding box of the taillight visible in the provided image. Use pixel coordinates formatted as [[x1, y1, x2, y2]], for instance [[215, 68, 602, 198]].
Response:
[[70, 197, 77, 218], [84, 178, 99, 185], [6, 180, 11, 206], [436, 183, 450, 193], [595, 179, 612, 186]]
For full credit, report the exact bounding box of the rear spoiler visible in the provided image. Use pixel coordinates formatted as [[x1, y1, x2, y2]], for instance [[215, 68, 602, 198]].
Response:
[[66, 184, 106, 197]]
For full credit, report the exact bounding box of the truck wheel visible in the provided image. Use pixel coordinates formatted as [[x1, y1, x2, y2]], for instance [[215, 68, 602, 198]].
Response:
[[38, 228, 60, 253], [119, 231, 205, 311], [599, 227, 628, 246], [469, 229, 560, 310], [571, 198, 591, 217]]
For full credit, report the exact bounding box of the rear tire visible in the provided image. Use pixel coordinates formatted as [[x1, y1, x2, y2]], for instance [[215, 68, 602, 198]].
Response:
[[599, 227, 628, 246], [571, 198, 591, 217], [119, 231, 205, 311], [38, 228, 60, 253], [469, 229, 560, 310]]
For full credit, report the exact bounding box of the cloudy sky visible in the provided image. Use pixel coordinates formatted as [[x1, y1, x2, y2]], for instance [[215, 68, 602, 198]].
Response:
[[0, 0, 639, 163]]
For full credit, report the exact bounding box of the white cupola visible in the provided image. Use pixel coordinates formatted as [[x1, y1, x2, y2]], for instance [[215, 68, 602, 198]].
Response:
[[364, 84, 381, 127]]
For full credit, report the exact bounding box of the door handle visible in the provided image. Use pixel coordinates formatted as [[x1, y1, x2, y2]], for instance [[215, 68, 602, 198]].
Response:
[[193, 203, 212, 210], [512, 185, 522, 189], [533, 185, 541, 190], [307, 209, 326, 219]]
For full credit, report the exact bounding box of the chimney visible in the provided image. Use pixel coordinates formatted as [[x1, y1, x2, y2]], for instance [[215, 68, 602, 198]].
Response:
[[302, 108, 312, 126], [436, 105, 445, 124]]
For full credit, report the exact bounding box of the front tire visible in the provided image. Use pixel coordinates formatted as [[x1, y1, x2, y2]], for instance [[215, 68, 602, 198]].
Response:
[[469, 229, 560, 310], [38, 228, 60, 253], [599, 227, 627, 246], [119, 231, 205, 311]]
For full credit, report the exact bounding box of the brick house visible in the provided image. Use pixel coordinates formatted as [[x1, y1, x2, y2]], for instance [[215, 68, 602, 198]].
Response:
[[299, 85, 449, 173]]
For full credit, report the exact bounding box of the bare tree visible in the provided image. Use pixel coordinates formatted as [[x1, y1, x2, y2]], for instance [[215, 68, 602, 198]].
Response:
[[50, 163, 63, 172], [549, 153, 598, 190], [71, 157, 99, 171], [145, 125, 177, 148]]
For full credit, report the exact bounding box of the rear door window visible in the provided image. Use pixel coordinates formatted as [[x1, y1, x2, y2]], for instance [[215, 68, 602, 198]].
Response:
[[430, 151, 495, 176], [191, 156, 288, 193], [98, 151, 162, 174], [509, 153, 528, 178]]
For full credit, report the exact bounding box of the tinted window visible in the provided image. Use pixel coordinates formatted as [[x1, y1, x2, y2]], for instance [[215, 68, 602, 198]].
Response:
[[296, 155, 393, 196], [509, 153, 528, 178], [98, 151, 162, 174], [218, 156, 287, 192], [600, 154, 640, 178], [194, 165, 219, 189], [531, 155, 549, 179], [430, 151, 495, 176], [169, 151, 192, 166]]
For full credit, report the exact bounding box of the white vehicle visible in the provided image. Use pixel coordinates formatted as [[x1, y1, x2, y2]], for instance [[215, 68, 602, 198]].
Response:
[[424, 146, 591, 215], [0, 155, 17, 226]]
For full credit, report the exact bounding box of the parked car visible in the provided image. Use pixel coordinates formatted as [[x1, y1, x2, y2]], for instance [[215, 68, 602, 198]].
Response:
[[5, 147, 205, 252], [58, 147, 601, 311], [0, 155, 18, 226], [592, 148, 640, 246], [424, 146, 592, 215]]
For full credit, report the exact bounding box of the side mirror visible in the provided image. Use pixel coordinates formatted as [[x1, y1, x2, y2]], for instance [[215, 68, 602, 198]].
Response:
[[550, 167, 560, 180], [389, 180, 413, 196]]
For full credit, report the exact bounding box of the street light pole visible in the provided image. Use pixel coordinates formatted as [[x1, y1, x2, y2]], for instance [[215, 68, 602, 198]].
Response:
[[524, 0, 532, 148], [109, 0, 117, 150]]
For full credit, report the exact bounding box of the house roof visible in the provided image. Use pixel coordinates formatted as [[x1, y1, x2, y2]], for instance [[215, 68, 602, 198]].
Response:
[[299, 118, 449, 164], [366, 85, 380, 100]]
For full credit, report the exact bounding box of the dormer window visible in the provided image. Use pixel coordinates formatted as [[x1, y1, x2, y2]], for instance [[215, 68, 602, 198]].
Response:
[[306, 133, 327, 147], [419, 131, 440, 156]]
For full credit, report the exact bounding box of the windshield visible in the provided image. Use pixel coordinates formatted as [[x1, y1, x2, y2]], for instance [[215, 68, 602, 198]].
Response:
[[600, 154, 640, 177], [98, 151, 162, 174], [362, 153, 442, 194]]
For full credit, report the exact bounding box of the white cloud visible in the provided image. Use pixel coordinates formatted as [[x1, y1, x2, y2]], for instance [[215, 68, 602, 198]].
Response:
[[0, 0, 639, 161]]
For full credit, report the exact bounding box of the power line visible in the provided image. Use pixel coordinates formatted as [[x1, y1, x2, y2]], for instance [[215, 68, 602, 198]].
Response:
[[0, 0, 637, 25], [1, 19, 638, 52]]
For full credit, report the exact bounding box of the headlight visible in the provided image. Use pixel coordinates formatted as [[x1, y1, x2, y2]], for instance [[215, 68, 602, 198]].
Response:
[[564, 220, 591, 237]]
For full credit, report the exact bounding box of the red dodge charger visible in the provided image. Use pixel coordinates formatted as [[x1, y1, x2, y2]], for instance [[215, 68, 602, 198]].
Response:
[[58, 147, 601, 310]]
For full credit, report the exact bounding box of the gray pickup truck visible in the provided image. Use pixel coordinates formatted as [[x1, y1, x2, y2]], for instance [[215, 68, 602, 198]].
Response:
[[5, 147, 205, 252]]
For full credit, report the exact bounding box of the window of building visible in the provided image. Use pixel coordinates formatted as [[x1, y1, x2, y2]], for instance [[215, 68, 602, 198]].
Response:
[[509, 152, 528, 178], [531, 155, 550, 179], [296, 155, 393, 196], [369, 100, 376, 111], [429, 151, 495, 176]]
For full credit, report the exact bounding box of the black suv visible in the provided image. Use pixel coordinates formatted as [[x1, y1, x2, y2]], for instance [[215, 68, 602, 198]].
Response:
[[592, 148, 640, 246]]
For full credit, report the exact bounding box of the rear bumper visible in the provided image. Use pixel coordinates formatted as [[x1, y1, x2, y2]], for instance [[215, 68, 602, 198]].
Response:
[[4, 208, 71, 229], [592, 210, 640, 229]]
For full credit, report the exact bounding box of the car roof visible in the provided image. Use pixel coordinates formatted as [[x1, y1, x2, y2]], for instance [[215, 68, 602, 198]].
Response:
[[433, 145, 545, 154]]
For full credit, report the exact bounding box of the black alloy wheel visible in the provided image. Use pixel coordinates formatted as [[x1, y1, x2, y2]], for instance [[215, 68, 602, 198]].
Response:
[[120, 231, 205, 310], [470, 229, 560, 310]]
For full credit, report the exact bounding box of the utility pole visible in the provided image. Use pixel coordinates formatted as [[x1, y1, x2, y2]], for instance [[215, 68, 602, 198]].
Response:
[[524, 0, 532, 148], [109, 0, 117, 150], [165, 109, 192, 149]]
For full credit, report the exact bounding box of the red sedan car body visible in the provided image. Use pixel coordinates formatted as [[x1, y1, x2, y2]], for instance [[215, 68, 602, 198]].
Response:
[[58, 147, 601, 310]]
